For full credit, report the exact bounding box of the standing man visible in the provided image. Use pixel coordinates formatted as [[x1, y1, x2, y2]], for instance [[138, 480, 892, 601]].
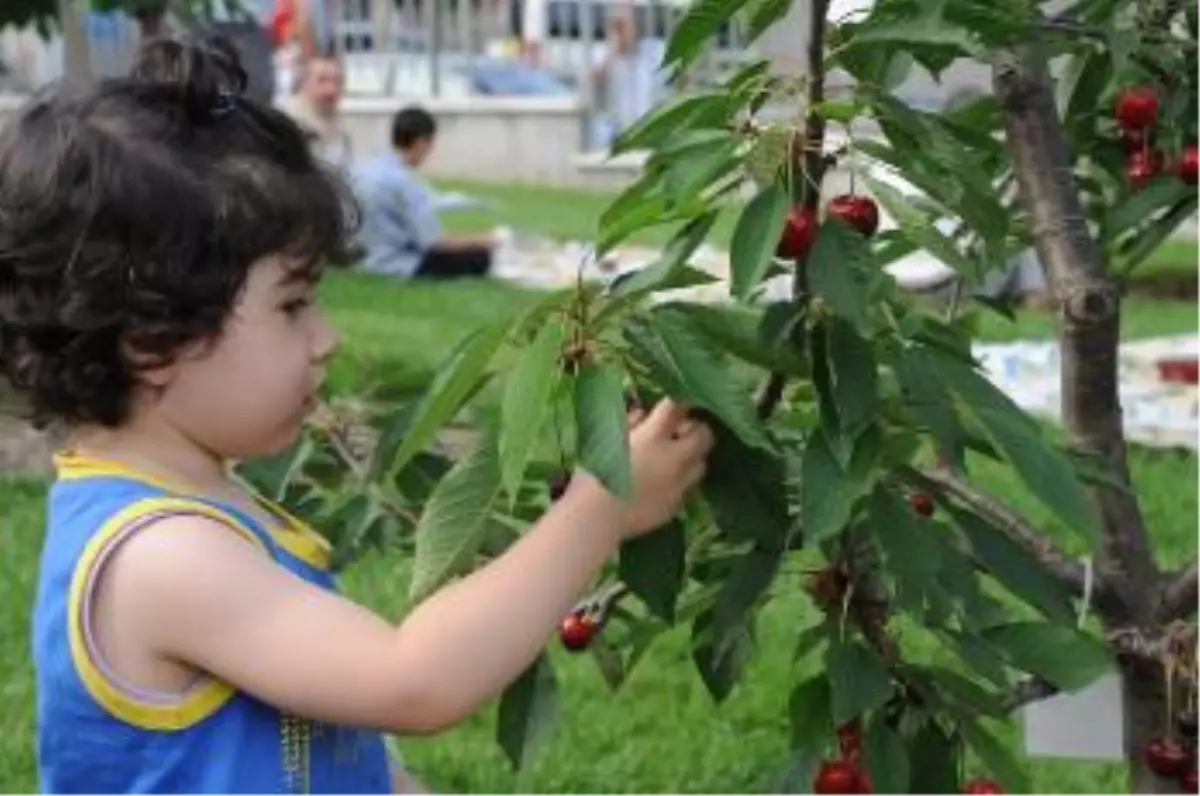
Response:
[[279, 50, 353, 171], [352, 106, 496, 280]]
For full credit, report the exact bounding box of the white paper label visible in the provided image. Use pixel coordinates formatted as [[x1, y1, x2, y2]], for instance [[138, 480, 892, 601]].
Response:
[[1022, 673, 1125, 760]]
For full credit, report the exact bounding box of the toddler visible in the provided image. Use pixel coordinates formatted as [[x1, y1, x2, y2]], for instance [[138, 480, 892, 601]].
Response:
[[0, 36, 712, 794]]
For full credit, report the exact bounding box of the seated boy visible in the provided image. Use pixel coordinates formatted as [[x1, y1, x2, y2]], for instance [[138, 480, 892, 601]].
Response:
[[352, 106, 495, 279]]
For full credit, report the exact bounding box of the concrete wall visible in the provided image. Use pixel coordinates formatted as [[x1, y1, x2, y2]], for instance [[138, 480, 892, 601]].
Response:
[[340, 95, 592, 186], [0, 92, 608, 188]]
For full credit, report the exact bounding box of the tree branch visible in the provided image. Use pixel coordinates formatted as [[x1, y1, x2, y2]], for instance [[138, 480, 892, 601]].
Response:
[[915, 466, 1087, 593], [991, 46, 1159, 627], [1158, 558, 1198, 622], [755, 0, 830, 420]]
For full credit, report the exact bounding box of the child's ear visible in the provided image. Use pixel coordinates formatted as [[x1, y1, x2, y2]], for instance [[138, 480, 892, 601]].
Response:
[[120, 335, 182, 388]]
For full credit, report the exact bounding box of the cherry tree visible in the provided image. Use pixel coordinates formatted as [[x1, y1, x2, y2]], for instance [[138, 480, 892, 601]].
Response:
[[239, 0, 1198, 791]]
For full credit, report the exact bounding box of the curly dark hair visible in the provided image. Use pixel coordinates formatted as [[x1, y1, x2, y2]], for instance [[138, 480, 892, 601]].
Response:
[[0, 35, 358, 430]]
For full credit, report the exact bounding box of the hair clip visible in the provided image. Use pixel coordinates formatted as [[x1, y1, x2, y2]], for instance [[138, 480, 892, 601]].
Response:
[[211, 90, 238, 118]]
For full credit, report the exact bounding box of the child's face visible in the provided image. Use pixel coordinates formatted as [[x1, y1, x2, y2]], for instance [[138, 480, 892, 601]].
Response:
[[144, 255, 341, 461]]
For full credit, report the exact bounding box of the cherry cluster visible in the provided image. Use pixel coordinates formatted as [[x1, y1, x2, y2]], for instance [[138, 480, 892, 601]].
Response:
[[813, 721, 1004, 794], [776, 193, 881, 260], [1114, 86, 1198, 189], [1142, 709, 1198, 793]]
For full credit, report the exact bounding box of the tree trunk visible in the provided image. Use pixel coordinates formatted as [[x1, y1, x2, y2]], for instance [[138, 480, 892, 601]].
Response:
[[1122, 655, 1178, 793], [991, 43, 1172, 793], [136, 11, 167, 40]]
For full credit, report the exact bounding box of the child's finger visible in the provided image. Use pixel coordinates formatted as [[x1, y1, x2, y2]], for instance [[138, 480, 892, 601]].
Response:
[[643, 398, 691, 437], [675, 420, 715, 458]]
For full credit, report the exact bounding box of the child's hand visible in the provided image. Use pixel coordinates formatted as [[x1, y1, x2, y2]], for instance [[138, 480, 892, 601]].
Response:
[[617, 398, 714, 538]]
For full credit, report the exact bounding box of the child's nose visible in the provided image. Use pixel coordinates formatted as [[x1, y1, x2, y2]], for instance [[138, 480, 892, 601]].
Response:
[[311, 312, 341, 363]]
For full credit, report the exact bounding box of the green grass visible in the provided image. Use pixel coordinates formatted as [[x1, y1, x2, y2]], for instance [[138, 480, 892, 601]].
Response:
[[0, 179, 1196, 793]]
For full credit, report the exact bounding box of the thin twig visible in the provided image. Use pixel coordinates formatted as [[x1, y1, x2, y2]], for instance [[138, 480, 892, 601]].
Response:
[[916, 466, 1087, 593], [313, 407, 421, 527]]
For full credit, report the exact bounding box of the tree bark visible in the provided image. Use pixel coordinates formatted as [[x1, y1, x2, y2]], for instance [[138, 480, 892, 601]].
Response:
[[992, 44, 1174, 793]]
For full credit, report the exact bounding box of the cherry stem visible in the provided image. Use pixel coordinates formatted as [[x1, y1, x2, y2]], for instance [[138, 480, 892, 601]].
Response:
[[1167, 659, 1177, 738]]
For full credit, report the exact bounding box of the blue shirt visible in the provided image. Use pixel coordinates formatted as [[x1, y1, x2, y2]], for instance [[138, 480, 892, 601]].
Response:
[[352, 152, 442, 278], [32, 452, 394, 794]]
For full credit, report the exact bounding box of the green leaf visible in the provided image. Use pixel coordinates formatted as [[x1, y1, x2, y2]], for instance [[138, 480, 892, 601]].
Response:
[[863, 176, 979, 279], [611, 90, 732, 155], [409, 436, 504, 601], [947, 504, 1076, 624], [623, 311, 771, 451], [788, 675, 834, 752], [825, 639, 894, 725], [599, 170, 664, 239], [847, 11, 982, 56], [240, 433, 314, 501], [574, 363, 633, 500], [914, 665, 1007, 718], [699, 418, 793, 548], [800, 427, 880, 544], [387, 322, 508, 480], [500, 322, 565, 503], [657, 301, 807, 375], [692, 610, 752, 703], [710, 546, 783, 659], [927, 348, 1101, 547], [825, 317, 879, 440], [907, 720, 962, 794], [603, 212, 720, 310], [743, 0, 792, 43], [1058, 48, 1110, 146], [807, 222, 873, 335], [662, 0, 754, 73], [893, 348, 969, 470], [1104, 179, 1194, 243], [982, 622, 1114, 691], [867, 488, 943, 610], [1116, 195, 1200, 274], [812, 99, 867, 124], [662, 142, 741, 205], [730, 182, 790, 300], [496, 654, 558, 770], [619, 521, 686, 623], [960, 719, 1031, 794], [863, 718, 910, 794]]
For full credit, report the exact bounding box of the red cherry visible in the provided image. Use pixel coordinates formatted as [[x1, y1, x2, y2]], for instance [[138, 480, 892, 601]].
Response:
[[558, 612, 597, 652], [1115, 86, 1159, 130], [909, 492, 935, 518], [962, 778, 1004, 794], [1127, 149, 1164, 189], [805, 567, 850, 609], [814, 760, 861, 794], [854, 765, 874, 793], [1175, 146, 1198, 186], [1182, 768, 1198, 794], [826, 194, 880, 237], [776, 206, 819, 259], [1121, 127, 1153, 153], [1144, 738, 1191, 777]]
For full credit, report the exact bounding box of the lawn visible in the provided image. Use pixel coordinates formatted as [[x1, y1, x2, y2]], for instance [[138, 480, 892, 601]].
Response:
[[0, 179, 1196, 793]]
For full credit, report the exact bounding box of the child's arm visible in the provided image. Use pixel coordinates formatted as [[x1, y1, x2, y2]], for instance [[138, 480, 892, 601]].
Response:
[[104, 400, 711, 735]]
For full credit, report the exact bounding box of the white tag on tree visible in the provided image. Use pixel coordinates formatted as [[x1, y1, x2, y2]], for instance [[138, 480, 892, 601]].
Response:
[[1022, 673, 1125, 760]]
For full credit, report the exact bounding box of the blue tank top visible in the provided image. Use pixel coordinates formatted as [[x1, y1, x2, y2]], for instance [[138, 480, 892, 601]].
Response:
[[32, 452, 394, 794]]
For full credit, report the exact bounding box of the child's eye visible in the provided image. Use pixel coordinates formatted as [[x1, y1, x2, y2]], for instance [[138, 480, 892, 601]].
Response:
[[279, 297, 312, 317]]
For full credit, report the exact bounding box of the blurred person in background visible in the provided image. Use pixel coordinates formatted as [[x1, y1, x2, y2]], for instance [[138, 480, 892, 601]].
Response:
[[278, 49, 353, 171]]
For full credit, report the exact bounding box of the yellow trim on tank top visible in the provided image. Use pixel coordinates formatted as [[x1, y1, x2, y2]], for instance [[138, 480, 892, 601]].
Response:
[[67, 496, 271, 731], [54, 451, 332, 571]]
